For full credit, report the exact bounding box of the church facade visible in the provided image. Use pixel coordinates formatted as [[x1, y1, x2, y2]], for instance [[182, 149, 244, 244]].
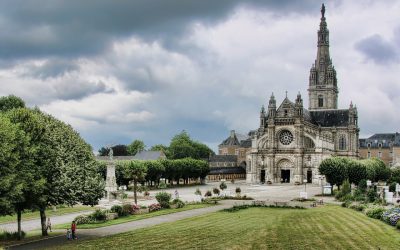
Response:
[[246, 5, 359, 185]]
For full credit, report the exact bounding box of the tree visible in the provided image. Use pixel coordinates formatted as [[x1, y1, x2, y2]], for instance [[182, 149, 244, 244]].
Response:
[[150, 144, 170, 157], [319, 157, 348, 188], [6, 107, 104, 236], [347, 160, 367, 185], [168, 131, 215, 160], [122, 160, 147, 204], [98, 144, 128, 156], [127, 140, 145, 156], [0, 95, 25, 112], [143, 160, 165, 186], [0, 114, 39, 240]]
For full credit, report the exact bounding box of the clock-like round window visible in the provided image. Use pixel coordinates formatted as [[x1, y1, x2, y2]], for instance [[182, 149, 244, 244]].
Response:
[[279, 130, 293, 145]]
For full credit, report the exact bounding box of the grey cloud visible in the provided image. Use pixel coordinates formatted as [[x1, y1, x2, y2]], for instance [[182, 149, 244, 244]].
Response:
[[0, 0, 318, 60], [355, 34, 399, 64], [53, 80, 109, 100], [21, 59, 79, 79]]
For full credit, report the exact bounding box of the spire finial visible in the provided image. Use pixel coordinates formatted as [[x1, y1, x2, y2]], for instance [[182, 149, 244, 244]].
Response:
[[285, 91, 288, 98], [321, 3, 325, 18]]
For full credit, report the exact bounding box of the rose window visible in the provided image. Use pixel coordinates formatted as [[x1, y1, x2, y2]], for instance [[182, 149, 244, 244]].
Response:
[[279, 130, 293, 145]]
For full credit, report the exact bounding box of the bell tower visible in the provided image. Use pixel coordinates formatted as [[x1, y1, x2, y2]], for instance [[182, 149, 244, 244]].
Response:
[[308, 4, 338, 110]]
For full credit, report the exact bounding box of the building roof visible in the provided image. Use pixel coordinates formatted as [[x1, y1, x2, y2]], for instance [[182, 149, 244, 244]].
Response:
[[95, 156, 134, 161], [359, 132, 400, 148], [209, 166, 246, 175], [240, 138, 252, 148], [309, 109, 349, 127], [133, 150, 166, 160], [209, 155, 237, 163], [219, 130, 250, 147]]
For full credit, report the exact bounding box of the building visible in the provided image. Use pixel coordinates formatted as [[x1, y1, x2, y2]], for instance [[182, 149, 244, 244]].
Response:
[[208, 155, 246, 181], [133, 150, 167, 160], [218, 130, 252, 167], [359, 133, 400, 167], [246, 4, 359, 184]]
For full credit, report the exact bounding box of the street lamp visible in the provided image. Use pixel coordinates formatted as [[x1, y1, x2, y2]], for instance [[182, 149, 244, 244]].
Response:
[[303, 179, 308, 192]]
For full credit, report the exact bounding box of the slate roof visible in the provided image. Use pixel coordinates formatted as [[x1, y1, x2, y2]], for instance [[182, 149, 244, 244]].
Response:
[[209, 155, 237, 163], [359, 132, 400, 148], [219, 134, 240, 146], [133, 151, 166, 160], [309, 109, 349, 127], [95, 156, 134, 161], [240, 138, 252, 148], [209, 166, 246, 175]]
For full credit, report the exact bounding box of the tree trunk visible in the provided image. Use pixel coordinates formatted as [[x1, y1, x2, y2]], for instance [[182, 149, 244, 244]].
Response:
[[17, 209, 22, 240], [133, 180, 138, 204], [40, 208, 48, 236]]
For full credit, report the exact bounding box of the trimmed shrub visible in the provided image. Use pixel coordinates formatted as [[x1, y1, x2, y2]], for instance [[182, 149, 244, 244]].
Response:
[[122, 204, 134, 215], [155, 191, 172, 208], [172, 198, 185, 208], [204, 190, 212, 197], [349, 203, 366, 211], [213, 187, 220, 196], [158, 182, 167, 189], [89, 209, 108, 221], [219, 182, 227, 191], [0, 230, 26, 240], [235, 187, 241, 195], [367, 189, 378, 203], [144, 191, 150, 197], [194, 188, 202, 196], [111, 205, 124, 217], [148, 203, 161, 212], [366, 207, 386, 220], [74, 214, 93, 225]]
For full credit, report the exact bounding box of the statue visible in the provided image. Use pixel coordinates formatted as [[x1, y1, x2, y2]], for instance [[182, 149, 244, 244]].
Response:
[[321, 3, 325, 18], [109, 147, 113, 160]]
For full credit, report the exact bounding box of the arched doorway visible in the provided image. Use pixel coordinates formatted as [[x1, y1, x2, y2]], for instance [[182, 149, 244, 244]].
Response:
[[277, 159, 293, 183], [307, 169, 312, 183]]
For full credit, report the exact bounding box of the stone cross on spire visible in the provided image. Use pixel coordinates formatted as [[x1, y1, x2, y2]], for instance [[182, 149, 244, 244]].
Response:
[[321, 3, 325, 18]]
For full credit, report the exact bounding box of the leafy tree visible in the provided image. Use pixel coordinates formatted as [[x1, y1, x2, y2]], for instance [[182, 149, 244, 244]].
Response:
[[347, 160, 367, 185], [168, 131, 214, 159], [192, 141, 215, 159], [0, 114, 40, 240], [6, 107, 104, 236], [127, 140, 146, 156], [389, 167, 400, 184], [143, 160, 165, 186], [319, 157, 348, 188], [122, 160, 147, 204], [98, 144, 128, 156], [0, 95, 25, 112], [150, 144, 169, 153]]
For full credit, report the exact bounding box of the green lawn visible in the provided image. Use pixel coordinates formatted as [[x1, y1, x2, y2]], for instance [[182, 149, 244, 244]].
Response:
[[0, 206, 95, 224], [54, 205, 400, 250], [53, 203, 213, 230]]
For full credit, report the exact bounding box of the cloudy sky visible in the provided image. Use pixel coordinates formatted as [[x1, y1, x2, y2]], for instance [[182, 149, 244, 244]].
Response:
[[0, 0, 399, 152]]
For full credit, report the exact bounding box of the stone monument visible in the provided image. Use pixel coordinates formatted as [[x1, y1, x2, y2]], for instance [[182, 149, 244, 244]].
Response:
[[98, 147, 120, 208]]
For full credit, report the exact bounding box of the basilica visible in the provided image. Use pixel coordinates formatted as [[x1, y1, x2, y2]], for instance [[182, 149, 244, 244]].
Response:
[[246, 4, 359, 184]]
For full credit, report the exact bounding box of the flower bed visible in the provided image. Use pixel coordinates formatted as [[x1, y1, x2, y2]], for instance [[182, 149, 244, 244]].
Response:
[[382, 208, 400, 226]]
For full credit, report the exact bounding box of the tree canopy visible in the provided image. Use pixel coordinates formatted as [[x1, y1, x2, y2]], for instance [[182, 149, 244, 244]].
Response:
[[127, 140, 146, 156], [0, 95, 25, 112]]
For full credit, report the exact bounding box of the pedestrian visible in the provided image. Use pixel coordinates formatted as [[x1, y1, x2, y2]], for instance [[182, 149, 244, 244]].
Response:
[[66, 228, 72, 240], [47, 217, 52, 232], [71, 220, 77, 239], [174, 189, 179, 199]]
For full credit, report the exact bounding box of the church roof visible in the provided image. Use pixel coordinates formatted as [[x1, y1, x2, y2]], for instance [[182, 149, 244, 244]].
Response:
[[240, 138, 252, 148], [219, 130, 250, 147], [309, 109, 349, 127]]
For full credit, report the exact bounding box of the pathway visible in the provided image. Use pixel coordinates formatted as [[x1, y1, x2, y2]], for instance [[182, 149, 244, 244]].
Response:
[[0, 211, 93, 233]]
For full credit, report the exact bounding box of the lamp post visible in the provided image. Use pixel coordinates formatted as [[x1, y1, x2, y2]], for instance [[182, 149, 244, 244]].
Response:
[[261, 155, 265, 184]]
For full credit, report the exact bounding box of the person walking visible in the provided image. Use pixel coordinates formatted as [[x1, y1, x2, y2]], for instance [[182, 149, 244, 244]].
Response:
[[71, 221, 77, 239], [47, 217, 52, 232]]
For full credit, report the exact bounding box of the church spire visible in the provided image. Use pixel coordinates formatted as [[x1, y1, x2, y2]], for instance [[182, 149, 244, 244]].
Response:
[[308, 4, 338, 110]]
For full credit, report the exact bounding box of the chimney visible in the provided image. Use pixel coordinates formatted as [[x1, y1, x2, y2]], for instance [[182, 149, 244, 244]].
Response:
[[230, 130, 235, 138]]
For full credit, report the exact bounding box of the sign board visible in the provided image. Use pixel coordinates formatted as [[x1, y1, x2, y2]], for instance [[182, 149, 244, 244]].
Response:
[[300, 192, 308, 199], [385, 191, 394, 204], [367, 180, 372, 186], [323, 185, 332, 195]]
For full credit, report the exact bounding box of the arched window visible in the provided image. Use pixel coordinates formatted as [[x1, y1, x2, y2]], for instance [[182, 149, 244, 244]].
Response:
[[304, 137, 315, 149], [318, 95, 324, 107], [339, 135, 347, 150]]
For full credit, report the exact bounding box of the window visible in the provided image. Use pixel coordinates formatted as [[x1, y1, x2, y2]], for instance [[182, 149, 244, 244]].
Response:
[[284, 110, 288, 116], [318, 95, 324, 107], [367, 152, 371, 158], [339, 135, 347, 150], [378, 152, 382, 158]]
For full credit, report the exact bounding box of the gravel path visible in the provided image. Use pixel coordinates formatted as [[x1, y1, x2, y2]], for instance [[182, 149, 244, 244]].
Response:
[[0, 211, 93, 232]]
